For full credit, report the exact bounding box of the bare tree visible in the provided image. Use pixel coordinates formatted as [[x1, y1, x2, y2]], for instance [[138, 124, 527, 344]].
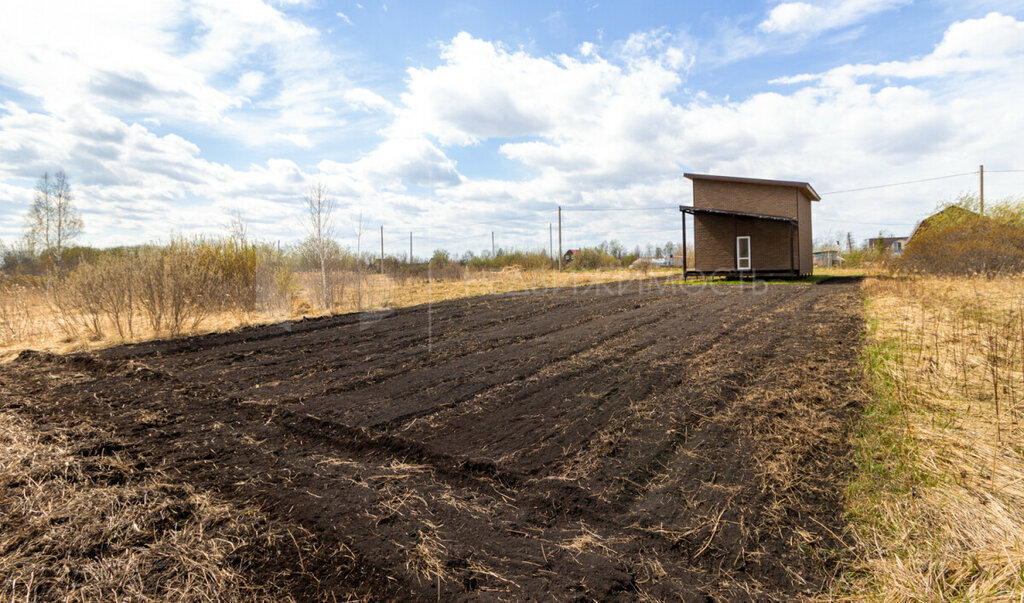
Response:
[[26, 170, 83, 267], [227, 208, 248, 242], [25, 173, 53, 256], [304, 182, 335, 309]]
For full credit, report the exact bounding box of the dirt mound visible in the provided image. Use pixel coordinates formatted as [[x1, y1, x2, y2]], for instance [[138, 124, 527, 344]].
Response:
[[0, 278, 863, 600]]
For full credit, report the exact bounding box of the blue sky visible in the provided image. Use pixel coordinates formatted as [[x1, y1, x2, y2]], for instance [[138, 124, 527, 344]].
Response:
[[1, 0, 1022, 255]]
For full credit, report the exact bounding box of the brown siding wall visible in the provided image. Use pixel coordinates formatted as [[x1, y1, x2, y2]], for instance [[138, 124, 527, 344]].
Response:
[[693, 180, 798, 219], [694, 214, 797, 272], [797, 190, 813, 274]]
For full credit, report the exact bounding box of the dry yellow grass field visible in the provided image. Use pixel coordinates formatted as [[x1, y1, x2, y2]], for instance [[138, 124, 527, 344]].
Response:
[[0, 267, 678, 358], [834, 275, 1024, 600]]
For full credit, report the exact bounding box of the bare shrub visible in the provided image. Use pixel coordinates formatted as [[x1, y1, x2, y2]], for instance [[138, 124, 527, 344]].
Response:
[[841, 244, 894, 270], [46, 268, 107, 340], [0, 285, 40, 346], [569, 248, 620, 271], [134, 239, 220, 336], [83, 255, 137, 340], [899, 196, 1024, 276], [23, 237, 296, 346], [301, 269, 349, 312], [215, 238, 289, 318], [465, 250, 554, 270]]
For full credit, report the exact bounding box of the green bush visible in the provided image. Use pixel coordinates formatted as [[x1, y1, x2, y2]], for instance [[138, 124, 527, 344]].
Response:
[[465, 249, 554, 270], [569, 248, 621, 270], [899, 196, 1024, 276]]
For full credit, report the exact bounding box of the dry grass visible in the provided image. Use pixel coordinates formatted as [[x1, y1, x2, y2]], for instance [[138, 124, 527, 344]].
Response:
[[0, 410, 356, 602], [834, 275, 1024, 600], [0, 267, 677, 358]]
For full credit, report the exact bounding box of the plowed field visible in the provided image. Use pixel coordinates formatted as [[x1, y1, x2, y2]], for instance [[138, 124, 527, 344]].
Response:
[[1, 277, 863, 601]]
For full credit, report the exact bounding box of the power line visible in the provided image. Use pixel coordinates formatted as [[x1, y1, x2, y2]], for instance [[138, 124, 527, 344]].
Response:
[[817, 218, 918, 226], [561, 206, 678, 212], [819, 171, 978, 195], [987, 169, 1024, 174]]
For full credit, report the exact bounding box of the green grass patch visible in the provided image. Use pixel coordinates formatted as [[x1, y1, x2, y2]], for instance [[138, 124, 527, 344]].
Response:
[[844, 296, 933, 562], [664, 275, 830, 286]]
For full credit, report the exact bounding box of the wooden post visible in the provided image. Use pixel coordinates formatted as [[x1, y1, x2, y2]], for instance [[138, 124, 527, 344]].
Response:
[[681, 211, 687, 277], [789, 222, 795, 275], [491, 231, 495, 257], [409, 231, 413, 263], [733, 216, 738, 273], [557, 206, 563, 272], [980, 164, 984, 215], [380, 225, 384, 274]]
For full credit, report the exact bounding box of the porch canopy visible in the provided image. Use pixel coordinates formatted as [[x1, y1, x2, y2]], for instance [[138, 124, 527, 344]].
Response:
[[680, 205, 797, 224]]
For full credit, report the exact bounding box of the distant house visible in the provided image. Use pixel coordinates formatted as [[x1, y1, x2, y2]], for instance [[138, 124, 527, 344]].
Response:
[[563, 249, 580, 264], [866, 236, 908, 254], [680, 173, 819, 277], [630, 256, 670, 268], [813, 247, 843, 268]]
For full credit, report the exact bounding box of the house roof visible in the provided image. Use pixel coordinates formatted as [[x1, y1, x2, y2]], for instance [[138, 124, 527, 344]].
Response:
[[867, 237, 907, 245], [684, 173, 821, 201], [679, 205, 798, 224], [908, 205, 978, 240]]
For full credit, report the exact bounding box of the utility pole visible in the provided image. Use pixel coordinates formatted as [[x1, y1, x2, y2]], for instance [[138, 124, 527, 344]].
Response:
[[979, 164, 984, 215], [409, 231, 413, 263], [557, 206, 563, 272], [491, 231, 495, 257], [380, 225, 384, 274]]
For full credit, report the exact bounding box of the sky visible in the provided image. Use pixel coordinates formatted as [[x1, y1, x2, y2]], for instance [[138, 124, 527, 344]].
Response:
[[0, 0, 1022, 256]]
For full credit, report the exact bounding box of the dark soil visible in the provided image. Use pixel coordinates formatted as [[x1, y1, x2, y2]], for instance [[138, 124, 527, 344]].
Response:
[[0, 277, 864, 601]]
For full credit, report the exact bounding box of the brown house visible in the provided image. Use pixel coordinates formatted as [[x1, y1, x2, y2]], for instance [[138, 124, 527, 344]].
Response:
[[680, 173, 820, 277], [866, 236, 908, 254]]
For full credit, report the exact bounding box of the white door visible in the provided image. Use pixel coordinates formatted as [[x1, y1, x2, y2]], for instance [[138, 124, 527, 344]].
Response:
[[736, 236, 751, 271]]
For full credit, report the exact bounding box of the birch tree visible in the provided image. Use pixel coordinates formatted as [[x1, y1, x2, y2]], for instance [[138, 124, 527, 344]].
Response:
[[26, 170, 83, 266], [304, 182, 335, 309]]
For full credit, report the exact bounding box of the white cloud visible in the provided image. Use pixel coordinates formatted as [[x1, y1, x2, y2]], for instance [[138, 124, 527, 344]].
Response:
[[0, 0, 354, 148], [0, 101, 316, 245], [238, 71, 267, 97], [336, 11, 352, 25], [617, 29, 694, 71], [319, 137, 461, 192], [759, 0, 908, 36], [388, 31, 684, 158], [344, 88, 396, 114], [775, 13, 1024, 82]]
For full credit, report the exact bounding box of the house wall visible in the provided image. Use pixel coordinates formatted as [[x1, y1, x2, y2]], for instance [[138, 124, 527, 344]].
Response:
[[693, 180, 798, 219], [694, 214, 796, 272], [797, 190, 813, 274]]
